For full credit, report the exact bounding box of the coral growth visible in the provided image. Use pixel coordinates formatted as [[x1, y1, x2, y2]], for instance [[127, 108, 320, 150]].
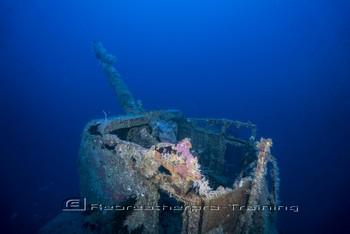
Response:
[[145, 138, 203, 194], [193, 177, 212, 197]]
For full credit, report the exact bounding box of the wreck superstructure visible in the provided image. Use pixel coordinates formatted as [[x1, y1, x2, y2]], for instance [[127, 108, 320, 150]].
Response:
[[40, 42, 280, 234]]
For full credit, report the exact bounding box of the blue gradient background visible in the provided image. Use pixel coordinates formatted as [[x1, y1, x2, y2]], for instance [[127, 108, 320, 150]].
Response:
[[1, 0, 349, 233]]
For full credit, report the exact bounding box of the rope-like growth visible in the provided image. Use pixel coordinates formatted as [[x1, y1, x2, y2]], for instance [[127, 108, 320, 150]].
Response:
[[236, 138, 279, 234]]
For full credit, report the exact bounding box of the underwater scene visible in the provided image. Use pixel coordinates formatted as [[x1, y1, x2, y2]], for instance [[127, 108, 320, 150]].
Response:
[[1, 0, 349, 233]]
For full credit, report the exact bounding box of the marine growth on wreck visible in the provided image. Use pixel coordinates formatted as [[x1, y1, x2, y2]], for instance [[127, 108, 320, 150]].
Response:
[[40, 41, 280, 234]]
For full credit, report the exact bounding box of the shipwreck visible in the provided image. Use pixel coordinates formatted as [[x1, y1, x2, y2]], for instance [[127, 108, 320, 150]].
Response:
[[40, 41, 280, 234]]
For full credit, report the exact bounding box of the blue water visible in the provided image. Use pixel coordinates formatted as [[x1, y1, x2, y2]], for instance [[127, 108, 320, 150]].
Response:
[[1, 0, 349, 233]]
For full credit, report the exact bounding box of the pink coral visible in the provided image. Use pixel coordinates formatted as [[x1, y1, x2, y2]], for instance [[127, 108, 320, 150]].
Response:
[[186, 158, 195, 170], [176, 164, 188, 178], [176, 138, 193, 159]]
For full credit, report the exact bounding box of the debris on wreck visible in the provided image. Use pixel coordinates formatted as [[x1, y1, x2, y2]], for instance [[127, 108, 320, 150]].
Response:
[[40, 41, 280, 234]]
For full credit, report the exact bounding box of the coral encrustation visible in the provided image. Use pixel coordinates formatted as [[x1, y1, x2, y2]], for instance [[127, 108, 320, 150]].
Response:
[[147, 138, 203, 183]]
